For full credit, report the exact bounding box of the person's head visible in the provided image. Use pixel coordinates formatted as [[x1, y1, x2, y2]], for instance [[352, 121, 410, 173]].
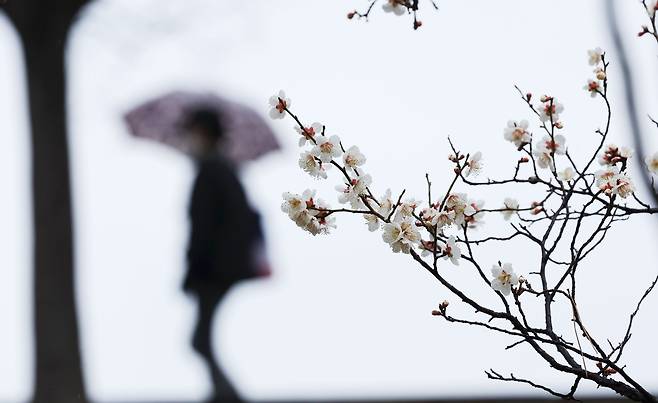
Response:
[[183, 108, 225, 157]]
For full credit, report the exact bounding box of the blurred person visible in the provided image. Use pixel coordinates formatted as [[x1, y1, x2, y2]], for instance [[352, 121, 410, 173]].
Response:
[[183, 108, 267, 403]]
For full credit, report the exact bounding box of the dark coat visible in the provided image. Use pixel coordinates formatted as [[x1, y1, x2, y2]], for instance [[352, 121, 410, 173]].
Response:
[[184, 154, 262, 292]]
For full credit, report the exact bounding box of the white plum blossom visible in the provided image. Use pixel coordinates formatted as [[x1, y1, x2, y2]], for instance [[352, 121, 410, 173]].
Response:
[[420, 207, 439, 225], [463, 151, 483, 177], [501, 198, 519, 221], [441, 236, 461, 265], [584, 79, 601, 97], [382, 0, 406, 16], [504, 120, 531, 148], [336, 174, 372, 207], [377, 189, 395, 217], [539, 134, 567, 155], [295, 122, 322, 147], [646, 152, 658, 175], [309, 198, 337, 235], [312, 135, 342, 163], [537, 98, 564, 123], [464, 199, 485, 229], [433, 210, 456, 228], [281, 190, 312, 218], [588, 48, 603, 66], [352, 174, 372, 195], [364, 189, 394, 232], [268, 90, 290, 120], [393, 198, 419, 222], [491, 262, 519, 296], [612, 173, 635, 199], [533, 135, 566, 170], [382, 219, 421, 254], [444, 193, 476, 226], [558, 167, 575, 182], [343, 145, 366, 172], [533, 148, 553, 170], [365, 214, 380, 232], [299, 151, 328, 179], [595, 166, 620, 193]]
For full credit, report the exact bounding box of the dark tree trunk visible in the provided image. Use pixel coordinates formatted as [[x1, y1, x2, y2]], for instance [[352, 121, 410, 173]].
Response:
[[1, 2, 89, 402]]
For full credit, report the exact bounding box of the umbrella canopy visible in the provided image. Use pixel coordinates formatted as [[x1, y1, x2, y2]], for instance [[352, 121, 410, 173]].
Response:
[[124, 91, 280, 163]]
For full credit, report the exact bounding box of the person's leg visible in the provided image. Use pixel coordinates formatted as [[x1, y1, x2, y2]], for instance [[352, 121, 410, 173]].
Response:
[[192, 287, 241, 402]]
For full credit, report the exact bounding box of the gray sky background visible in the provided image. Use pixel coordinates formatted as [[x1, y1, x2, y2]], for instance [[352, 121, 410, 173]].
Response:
[[1, 0, 658, 401]]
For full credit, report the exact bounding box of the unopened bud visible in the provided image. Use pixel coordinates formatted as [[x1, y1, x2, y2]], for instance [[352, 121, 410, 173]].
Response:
[[555, 121, 564, 129], [453, 167, 461, 174], [347, 11, 356, 19], [439, 300, 449, 310], [532, 207, 544, 215], [519, 157, 529, 163], [528, 176, 539, 184], [526, 93, 532, 102], [414, 20, 423, 29]]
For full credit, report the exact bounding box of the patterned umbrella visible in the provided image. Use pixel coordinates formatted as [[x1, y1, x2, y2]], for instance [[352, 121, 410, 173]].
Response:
[[124, 91, 280, 163]]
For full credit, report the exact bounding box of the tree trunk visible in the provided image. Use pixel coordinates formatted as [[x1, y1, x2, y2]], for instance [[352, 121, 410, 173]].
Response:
[[2, 2, 89, 402]]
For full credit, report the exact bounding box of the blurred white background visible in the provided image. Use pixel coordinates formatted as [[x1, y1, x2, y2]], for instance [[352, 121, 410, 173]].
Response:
[[1, 0, 657, 401]]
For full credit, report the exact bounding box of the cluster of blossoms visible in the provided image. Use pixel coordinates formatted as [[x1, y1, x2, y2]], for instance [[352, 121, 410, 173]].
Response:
[[595, 166, 635, 198], [269, 89, 510, 286], [584, 48, 605, 97], [281, 190, 336, 235], [378, 190, 484, 264], [598, 144, 632, 167], [594, 144, 636, 198]]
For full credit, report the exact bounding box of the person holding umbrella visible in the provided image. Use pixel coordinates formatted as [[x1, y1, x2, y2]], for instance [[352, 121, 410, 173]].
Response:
[[125, 92, 277, 402]]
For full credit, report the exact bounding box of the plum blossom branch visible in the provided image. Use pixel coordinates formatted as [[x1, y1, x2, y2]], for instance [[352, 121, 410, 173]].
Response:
[[347, 0, 438, 30], [270, 44, 657, 401]]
